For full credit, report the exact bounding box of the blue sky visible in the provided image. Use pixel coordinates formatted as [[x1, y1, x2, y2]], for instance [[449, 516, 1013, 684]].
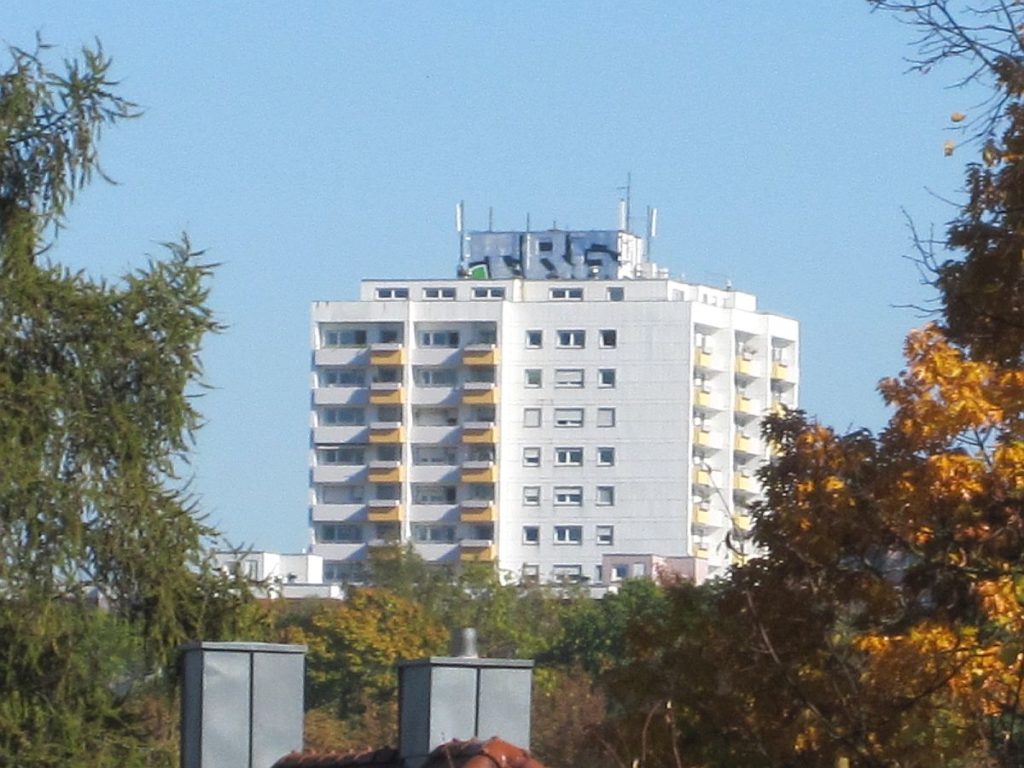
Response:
[[4, 3, 982, 552]]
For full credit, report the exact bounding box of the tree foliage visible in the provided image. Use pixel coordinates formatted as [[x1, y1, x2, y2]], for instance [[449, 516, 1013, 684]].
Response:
[[0, 41, 252, 766]]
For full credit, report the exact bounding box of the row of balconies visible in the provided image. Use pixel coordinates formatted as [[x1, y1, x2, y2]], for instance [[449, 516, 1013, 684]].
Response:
[[316, 423, 498, 446], [693, 390, 793, 415], [692, 504, 753, 531], [692, 468, 760, 496], [324, 534, 496, 564], [316, 343, 499, 368], [317, 384, 499, 407], [335, 500, 498, 525], [355, 464, 498, 484], [694, 351, 796, 383]]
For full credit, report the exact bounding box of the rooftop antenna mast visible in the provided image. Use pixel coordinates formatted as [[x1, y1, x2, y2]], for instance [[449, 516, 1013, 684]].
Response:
[[456, 201, 466, 271], [617, 172, 632, 233]]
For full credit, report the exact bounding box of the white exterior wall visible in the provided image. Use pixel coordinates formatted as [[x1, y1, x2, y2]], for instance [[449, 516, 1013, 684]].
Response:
[[309, 277, 798, 585]]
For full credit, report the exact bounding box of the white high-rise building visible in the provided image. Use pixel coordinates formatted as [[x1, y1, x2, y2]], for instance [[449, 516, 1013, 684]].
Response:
[[309, 227, 798, 585]]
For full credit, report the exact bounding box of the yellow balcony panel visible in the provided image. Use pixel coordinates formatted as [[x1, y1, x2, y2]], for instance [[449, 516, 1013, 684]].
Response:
[[462, 387, 499, 406], [695, 350, 714, 369], [460, 504, 497, 523], [693, 389, 719, 410], [370, 345, 406, 366], [462, 426, 499, 444], [367, 503, 403, 523], [460, 541, 496, 563], [693, 469, 712, 487], [369, 387, 406, 406], [735, 357, 755, 376], [695, 545, 710, 559], [734, 514, 753, 532], [734, 434, 755, 454], [771, 362, 793, 382], [462, 346, 500, 366], [693, 505, 713, 526], [694, 430, 719, 449], [734, 473, 759, 494], [368, 424, 405, 444], [460, 465, 497, 483], [731, 552, 748, 566], [368, 465, 405, 483], [735, 396, 758, 415]]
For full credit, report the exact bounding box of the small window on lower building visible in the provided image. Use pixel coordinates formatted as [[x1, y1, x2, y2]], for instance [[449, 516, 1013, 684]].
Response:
[[596, 525, 614, 546], [607, 286, 625, 301], [522, 563, 540, 583], [600, 329, 617, 348], [554, 525, 583, 544], [597, 407, 617, 427], [526, 330, 543, 348], [523, 486, 541, 505], [472, 286, 506, 299], [524, 408, 542, 428], [524, 369, 542, 388], [597, 447, 615, 466], [612, 563, 628, 582], [523, 447, 541, 467], [376, 287, 409, 300], [522, 526, 540, 545], [596, 486, 615, 506], [598, 368, 616, 388], [552, 563, 583, 581]]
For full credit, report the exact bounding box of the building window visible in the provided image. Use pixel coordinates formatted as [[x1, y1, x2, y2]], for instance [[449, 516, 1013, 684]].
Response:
[[319, 484, 364, 504], [412, 445, 457, 465], [526, 330, 543, 348], [611, 563, 628, 581], [413, 407, 459, 426], [523, 447, 541, 467], [552, 564, 583, 581], [320, 368, 364, 387], [597, 447, 615, 466], [598, 368, 616, 388], [524, 369, 542, 388], [375, 287, 409, 300], [466, 445, 495, 463], [376, 405, 402, 423], [413, 367, 458, 387], [324, 560, 365, 584], [523, 486, 541, 505], [322, 328, 367, 347], [553, 408, 584, 428], [555, 447, 583, 466], [318, 446, 365, 465], [412, 524, 457, 543], [607, 286, 624, 301], [423, 287, 456, 300], [466, 483, 495, 501], [523, 408, 542, 428], [596, 525, 614, 545], [522, 526, 540, 545], [554, 526, 583, 545], [321, 407, 365, 426], [550, 287, 583, 300], [472, 286, 506, 299], [695, 331, 712, 352], [412, 484, 457, 505], [599, 329, 617, 348], [318, 524, 363, 543], [597, 407, 616, 427], [596, 486, 615, 506], [522, 563, 540, 583], [554, 486, 583, 505], [554, 369, 584, 388], [557, 329, 585, 348], [374, 484, 401, 501], [419, 330, 460, 347]]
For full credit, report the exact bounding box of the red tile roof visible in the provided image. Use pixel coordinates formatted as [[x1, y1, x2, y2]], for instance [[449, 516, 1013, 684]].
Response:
[[273, 737, 545, 768]]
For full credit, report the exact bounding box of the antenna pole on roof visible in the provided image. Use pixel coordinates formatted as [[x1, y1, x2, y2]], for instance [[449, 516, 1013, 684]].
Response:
[[456, 201, 466, 270], [488, 206, 494, 232], [526, 212, 530, 232], [616, 172, 633, 233]]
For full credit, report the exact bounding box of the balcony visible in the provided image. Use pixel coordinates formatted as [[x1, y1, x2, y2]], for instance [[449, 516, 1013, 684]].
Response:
[[460, 464, 497, 483], [462, 345, 500, 366], [462, 387, 499, 406], [366, 501, 403, 523], [692, 389, 720, 410], [771, 362, 794, 382], [693, 429, 720, 450], [368, 423, 405, 444], [312, 425, 366, 444], [733, 473, 759, 495], [695, 349, 715, 370], [735, 396, 759, 416], [368, 464, 404, 483], [734, 514, 753, 532], [692, 505, 721, 528], [313, 387, 365, 406], [693, 468, 713, 487], [734, 434, 758, 455], [310, 503, 365, 522], [460, 503, 497, 523], [462, 425, 499, 444], [370, 343, 406, 366], [735, 356, 759, 377], [369, 385, 405, 406], [694, 545, 710, 559], [459, 540, 496, 563], [314, 347, 367, 366]]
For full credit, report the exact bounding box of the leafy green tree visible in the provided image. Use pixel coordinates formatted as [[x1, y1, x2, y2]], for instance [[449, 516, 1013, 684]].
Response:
[[0, 41, 252, 766]]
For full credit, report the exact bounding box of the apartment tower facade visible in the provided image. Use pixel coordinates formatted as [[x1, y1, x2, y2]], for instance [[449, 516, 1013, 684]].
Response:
[[309, 227, 798, 584]]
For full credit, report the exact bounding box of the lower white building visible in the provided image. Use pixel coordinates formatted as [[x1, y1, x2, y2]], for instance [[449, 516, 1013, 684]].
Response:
[[308, 228, 798, 585], [213, 550, 344, 599]]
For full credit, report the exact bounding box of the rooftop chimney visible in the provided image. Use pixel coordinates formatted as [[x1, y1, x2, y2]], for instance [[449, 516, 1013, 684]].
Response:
[[397, 629, 533, 768], [180, 641, 305, 768]]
